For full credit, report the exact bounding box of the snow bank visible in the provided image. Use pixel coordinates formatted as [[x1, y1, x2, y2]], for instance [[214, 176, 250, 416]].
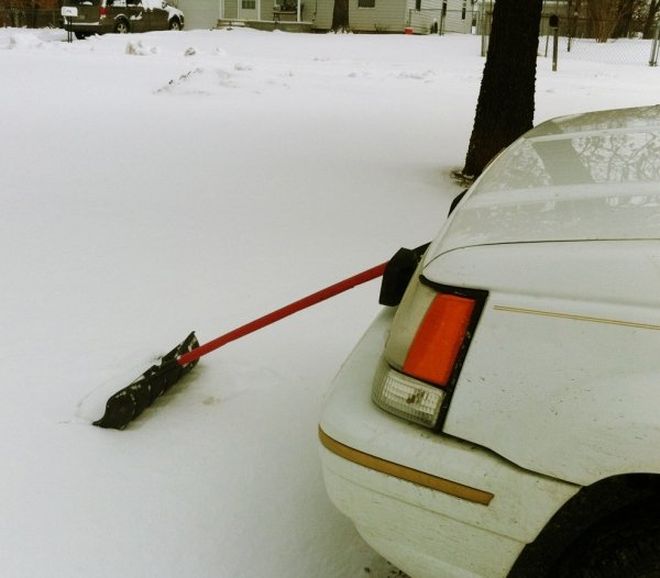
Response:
[[1, 26, 659, 578], [126, 39, 159, 55], [6, 32, 44, 49]]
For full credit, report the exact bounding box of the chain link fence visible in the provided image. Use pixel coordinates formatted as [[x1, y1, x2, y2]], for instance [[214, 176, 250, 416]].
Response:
[[406, 7, 478, 35], [481, 9, 660, 67], [544, 15, 660, 66], [0, 3, 61, 28]]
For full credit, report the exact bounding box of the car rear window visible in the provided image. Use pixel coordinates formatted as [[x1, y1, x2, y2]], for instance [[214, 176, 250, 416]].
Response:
[[475, 129, 660, 194]]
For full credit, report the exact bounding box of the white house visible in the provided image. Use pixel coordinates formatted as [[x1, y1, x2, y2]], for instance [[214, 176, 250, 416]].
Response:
[[176, 0, 480, 33]]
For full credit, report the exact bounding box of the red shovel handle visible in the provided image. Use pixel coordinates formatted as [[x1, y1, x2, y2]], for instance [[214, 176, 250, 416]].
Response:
[[176, 261, 389, 366]]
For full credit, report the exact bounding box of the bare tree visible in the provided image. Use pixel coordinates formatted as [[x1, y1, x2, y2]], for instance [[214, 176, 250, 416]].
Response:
[[461, 0, 543, 178], [331, 0, 349, 31], [643, 0, 660, 37], [586, 0, 620, 41], [0, 0, 59, 26], [612, 0, 636, 37]]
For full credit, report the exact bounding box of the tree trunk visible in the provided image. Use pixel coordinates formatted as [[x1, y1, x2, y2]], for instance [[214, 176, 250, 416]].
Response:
[[644, 0, 660, 38], [331, 0, 349, 31], [612, 0, 634, 37], [462, 0, 543, 178], [569, 0, 584, 39], [587, 0, 620, 41]]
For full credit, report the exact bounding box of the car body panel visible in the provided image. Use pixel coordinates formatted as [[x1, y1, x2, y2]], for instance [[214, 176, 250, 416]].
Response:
[[320, 310, 579, 578], [322, 449, 522, 578], [432, 242, 660, 486], [125, 0, 148, 33], [148, 3, 169, 28], [62, 0, 183, 35], [319, 104, 660, 577], [64, 0, 103, 32], [418, 105, 660, 485]]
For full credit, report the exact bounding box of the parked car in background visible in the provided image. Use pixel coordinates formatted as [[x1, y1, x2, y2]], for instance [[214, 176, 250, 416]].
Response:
[[61, 0, 183, 39], [319, 104, 660, 578]]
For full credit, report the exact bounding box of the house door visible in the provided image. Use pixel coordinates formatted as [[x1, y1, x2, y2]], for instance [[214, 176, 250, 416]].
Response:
[[238, 0, 259, 20]]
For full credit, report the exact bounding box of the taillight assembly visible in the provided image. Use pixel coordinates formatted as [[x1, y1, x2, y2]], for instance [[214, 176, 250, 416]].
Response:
[[372, 278, 486, 429], [99, 6, 107, 17], [403, 293, 476, 386]]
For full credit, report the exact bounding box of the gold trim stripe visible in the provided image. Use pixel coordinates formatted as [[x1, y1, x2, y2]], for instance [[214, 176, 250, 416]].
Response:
[[493, 305, 660, 331], [319, 427, 494, 506]]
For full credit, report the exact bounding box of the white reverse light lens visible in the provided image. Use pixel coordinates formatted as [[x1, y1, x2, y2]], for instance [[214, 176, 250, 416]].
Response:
[[372, 363, 444, 428]]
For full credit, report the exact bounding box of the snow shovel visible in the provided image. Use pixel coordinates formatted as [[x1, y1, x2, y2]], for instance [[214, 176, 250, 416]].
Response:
[[93, 245, 428, 430]]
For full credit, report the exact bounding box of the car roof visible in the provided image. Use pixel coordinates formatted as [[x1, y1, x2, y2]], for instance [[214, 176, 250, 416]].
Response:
[[430, 104, 660, 258]]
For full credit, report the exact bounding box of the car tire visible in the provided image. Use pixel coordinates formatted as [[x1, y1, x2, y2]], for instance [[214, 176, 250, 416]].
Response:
[[554, 507, 660, 577], [74, 31, 88, 39], [168, 18, 181, 30], [114, 19, 129, 33]]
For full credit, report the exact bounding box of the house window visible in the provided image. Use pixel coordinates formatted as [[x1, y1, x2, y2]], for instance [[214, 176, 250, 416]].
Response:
[[242, 0, 256, 8], [461, 0, 466, 19], [415, 0, 421, 10], [358, 0, 375, 7]]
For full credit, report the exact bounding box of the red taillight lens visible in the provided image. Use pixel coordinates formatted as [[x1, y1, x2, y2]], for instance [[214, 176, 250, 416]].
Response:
[[402, 293, 475, 386], [375, 281, 485, 429], [99, 6, 107, 16]]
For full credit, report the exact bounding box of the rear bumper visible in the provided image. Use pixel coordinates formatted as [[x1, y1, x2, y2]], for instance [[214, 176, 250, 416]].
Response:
[[64, 21, 103, 32], [319, 309, 579, 578]]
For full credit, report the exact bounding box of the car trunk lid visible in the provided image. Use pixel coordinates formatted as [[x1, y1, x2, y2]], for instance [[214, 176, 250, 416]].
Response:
[[64, 0, 103, 25]]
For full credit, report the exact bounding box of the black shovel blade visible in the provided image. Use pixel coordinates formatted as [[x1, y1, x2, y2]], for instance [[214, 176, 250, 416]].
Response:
[[93, 331, 200, 430]]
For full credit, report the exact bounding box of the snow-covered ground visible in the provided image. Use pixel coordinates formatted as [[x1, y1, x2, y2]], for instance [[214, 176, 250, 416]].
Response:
[[1, 26, 658, 578]]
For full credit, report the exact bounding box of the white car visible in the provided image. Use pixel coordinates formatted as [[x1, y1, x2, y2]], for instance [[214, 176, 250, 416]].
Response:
[[319, 104, 660, 578]]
